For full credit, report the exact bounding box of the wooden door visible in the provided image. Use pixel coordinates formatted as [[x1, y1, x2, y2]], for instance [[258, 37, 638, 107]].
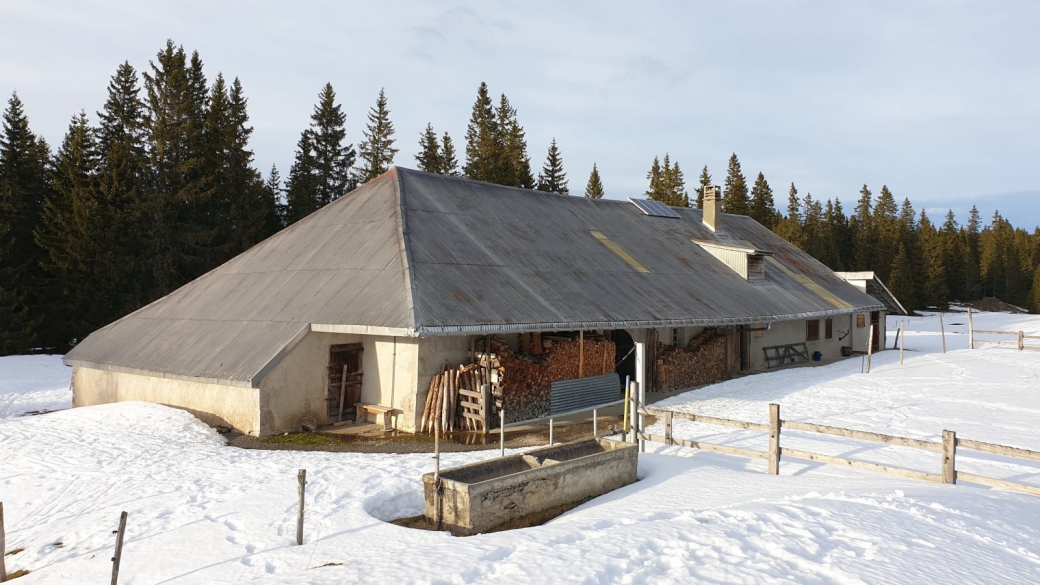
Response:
[[328, 343, 363, 423]]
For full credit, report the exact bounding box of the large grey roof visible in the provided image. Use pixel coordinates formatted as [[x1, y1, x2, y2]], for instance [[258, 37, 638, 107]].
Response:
[[65, 167, 882, 385]]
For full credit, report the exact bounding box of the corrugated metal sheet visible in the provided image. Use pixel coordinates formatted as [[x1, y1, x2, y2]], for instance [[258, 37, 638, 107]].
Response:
[[66, 167, 882, 386], [550, 373, 622, 415]]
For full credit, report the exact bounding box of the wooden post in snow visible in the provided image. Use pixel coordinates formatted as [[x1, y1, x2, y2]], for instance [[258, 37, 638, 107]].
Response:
[[865, 324, 875, 373], [434, 424, 443, 529], [296, 470, 306, 546], [899, 322, 905, 365], [968, 308, 974, 349], [665, 411, 673, 446], [768, 404, 781, 475], [942, 430, 957, 484], [111, 511, 127, 585], [1, 502, 7, 583], [939, 313, 947, 354], [1019, 331, 1025, 351]]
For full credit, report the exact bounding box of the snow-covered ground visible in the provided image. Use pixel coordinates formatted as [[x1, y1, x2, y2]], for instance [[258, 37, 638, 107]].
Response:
[[0, 355, 71, 419], [1, 311, 1039, 583]]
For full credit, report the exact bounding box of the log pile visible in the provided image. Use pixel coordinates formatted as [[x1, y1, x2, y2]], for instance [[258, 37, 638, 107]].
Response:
[[418, 362, 491, 433], [418, 332, 619, 432], [656, 331, 727, 391], [490, 333, 616, 424]]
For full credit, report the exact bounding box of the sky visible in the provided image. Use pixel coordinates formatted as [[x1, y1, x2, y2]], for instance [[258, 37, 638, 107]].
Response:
[[2, 1, 1039, 229]]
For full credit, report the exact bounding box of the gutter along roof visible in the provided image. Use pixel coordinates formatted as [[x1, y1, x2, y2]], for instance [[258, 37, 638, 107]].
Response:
[[65, 168, 883, 386]]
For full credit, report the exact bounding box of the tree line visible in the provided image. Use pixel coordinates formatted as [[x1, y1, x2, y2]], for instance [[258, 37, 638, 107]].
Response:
[[1, 40, 1038, 354]]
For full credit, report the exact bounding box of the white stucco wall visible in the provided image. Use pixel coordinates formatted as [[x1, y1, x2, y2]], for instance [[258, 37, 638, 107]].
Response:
[[72, 366, 261, 434], [749, 316, 855, 371]]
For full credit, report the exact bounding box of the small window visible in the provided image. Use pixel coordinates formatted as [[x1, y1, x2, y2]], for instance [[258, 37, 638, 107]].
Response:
[[825, 318, 833, 340], [806, 320, 820, 342], [856, 314, 866, 328]]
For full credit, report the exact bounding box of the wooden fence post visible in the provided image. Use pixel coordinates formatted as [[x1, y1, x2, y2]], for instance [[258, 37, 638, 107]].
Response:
[[1019, 331, 1025, 351], [1, 501, 6, 583], [899, 322, 905, 365], [768, 404, 780, 475], [865, 324, 874, 373], [665, 411, 673, 446], [967, 308, 974, 349], [939, 313, 946, 354], [942, 430, 956, 484], [111, 511, 127, 585], [296, 470, 306, 546]]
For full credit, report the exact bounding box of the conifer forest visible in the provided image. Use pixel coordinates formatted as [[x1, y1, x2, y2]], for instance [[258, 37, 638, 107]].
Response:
[[2, 41, 1039, 355]]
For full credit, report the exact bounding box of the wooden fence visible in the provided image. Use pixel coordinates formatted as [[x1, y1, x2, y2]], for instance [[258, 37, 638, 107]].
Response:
[[637, 404, 1040, 497], [967, 307, 1040, 351]]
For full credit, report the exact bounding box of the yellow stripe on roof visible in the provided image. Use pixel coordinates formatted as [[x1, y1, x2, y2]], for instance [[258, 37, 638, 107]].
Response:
[[765, 256, 852, 309], [590, 231, 650, 273]]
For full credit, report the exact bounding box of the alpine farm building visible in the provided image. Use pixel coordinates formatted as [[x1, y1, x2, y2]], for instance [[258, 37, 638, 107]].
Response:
[[65, 168, 883, 436]]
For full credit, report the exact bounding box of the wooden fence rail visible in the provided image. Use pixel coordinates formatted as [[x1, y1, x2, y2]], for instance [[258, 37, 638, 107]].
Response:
[[639, 405, 1040, 498]]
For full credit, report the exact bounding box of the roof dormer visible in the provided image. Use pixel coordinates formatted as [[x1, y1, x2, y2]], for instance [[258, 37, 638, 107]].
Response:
[[692, 239, 773, 281]]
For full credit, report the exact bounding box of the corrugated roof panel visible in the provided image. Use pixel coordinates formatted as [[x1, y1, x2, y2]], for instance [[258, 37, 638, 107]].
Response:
[[66, 168, 882, 384]]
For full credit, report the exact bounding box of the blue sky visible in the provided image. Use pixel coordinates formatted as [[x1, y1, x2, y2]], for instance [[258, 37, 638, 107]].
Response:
[[2, 1, 1038, 229]]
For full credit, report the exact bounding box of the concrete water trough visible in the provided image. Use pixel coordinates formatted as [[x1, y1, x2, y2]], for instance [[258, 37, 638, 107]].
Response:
[[422, 438, 637, 535]]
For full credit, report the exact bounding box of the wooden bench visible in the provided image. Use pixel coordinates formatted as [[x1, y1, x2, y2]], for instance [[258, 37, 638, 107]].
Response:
[[355, 403, 396, 430]]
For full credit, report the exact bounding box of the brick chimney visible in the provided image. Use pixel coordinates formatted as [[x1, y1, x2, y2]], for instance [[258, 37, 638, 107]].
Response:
[[703, 184, 721, 232]]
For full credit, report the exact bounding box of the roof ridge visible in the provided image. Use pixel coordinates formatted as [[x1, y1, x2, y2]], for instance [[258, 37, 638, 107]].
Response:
[[394, 168, 421, 334]]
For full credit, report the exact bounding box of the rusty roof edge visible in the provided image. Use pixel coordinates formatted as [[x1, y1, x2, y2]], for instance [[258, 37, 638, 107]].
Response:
[[412, 304, 884, 336]]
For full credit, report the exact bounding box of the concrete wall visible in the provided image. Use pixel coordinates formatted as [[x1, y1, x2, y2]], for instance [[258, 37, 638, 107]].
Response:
[[258, 331, 423, 434], [749, 315, 856, 371], [72, 366, 261, 434]]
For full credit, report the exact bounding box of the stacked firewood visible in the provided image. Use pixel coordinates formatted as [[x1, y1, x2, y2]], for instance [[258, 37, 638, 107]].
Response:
[[492, 333, 617, 424], [418, 362, 492, 433], [655, 331, 727, 391]]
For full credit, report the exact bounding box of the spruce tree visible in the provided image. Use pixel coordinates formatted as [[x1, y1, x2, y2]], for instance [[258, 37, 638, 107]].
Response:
[[496, 94, 534, 188], [536, 139, 568, 194], [940, 210, 966, 301], [354, 88, 397, 184], [415, 123, 441, 173], [440, 132, 459, 176], [645, 156, 667, 202], [35, 111, 103, 346], [663, 158, 689, 207], [0, 92, 51, 352], [696, 165, 711, 209], [722, 153, 749, 215], [888, 243, 917, 311], [142, 40, 216, 296], [851, 185, 875, 271], [584, 163, 604, 198], [95, 61, 149, 313], [1028, 265, 1040, 313], [921, 216, 949, 309], [265, 164, 286, 226], [749, 172, 776, 228], [772, 182, 803, 248], [964, 205, 982, 299], [286, 83, 355, 223], [801, 193, 824, 260], [205, 76, 277, 256], [872, 185, 899, 280], [463, 82, 499, 183]]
